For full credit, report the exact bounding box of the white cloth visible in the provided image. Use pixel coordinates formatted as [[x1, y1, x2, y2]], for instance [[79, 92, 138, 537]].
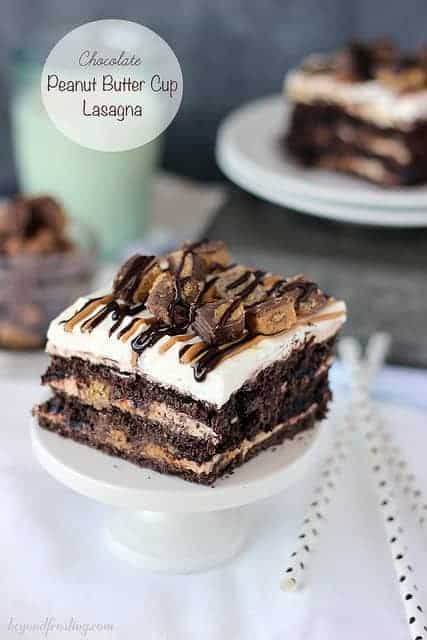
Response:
[[1, 365, 427, 640]]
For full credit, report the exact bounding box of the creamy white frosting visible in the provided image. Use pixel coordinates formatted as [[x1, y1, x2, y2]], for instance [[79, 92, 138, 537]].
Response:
[[46, 294, 346, 408], [285, 66, 427, 129]]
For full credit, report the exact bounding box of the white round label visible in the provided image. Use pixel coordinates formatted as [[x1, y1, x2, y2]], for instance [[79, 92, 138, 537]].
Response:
[[41, 20, 183, 152]]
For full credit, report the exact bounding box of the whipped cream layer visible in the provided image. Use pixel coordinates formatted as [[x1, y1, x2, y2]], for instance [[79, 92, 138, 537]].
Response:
[[47, 294, 346, 408], [286, 65, 427, 130]]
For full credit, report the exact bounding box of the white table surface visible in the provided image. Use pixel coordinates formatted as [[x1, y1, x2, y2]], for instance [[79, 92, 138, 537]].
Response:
[[1, 363, 426, 640]]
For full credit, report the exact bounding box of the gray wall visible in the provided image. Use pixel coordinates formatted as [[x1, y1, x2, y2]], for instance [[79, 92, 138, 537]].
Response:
[[1, 0, 426, 186]]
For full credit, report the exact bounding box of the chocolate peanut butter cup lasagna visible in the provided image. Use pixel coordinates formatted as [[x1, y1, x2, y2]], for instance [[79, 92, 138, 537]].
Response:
[[285, 39, 427, 186], [34, 241, 346, 485]]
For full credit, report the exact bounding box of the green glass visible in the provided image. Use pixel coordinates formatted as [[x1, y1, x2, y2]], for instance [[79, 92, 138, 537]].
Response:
[[10, 30, 162, 258]]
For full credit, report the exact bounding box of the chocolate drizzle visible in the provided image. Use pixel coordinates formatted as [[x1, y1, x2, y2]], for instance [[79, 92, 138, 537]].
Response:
[[131, 323, 187, 354], [109, 302, 146, 337], [269, 279, 318, 304], [81, 300, 121, 333], [192, 335, 251, 381], [226, 270, 252, 291]]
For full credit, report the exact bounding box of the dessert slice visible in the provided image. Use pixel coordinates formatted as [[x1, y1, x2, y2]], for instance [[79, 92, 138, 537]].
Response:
[[34, 241, 346, 485], [285, 39, 427, 186]]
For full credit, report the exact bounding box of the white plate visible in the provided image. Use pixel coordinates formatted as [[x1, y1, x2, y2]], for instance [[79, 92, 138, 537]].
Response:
[[31, 407, 325, 513], [257, 186, 427, 227], [216, 95, 427, 226]]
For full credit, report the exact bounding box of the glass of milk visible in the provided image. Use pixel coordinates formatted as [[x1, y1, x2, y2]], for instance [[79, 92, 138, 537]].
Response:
[[10, 28, 162, 258]]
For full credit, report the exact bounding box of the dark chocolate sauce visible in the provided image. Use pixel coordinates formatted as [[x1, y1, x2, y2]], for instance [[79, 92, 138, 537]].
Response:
[[272, 279, 318, 304], [225, 270, 251, 291], [193, 334, 252, 381], [178, 342, 192, 360], [131, 323, 187, 354], [117, 316, 143, 340], [109, 301, 147, 336], [81, 300, 121, 333]]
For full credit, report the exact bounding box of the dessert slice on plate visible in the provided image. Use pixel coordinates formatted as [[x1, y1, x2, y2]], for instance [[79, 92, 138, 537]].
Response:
[[285, 39, 427, 186], [34, 241, 346, 485]]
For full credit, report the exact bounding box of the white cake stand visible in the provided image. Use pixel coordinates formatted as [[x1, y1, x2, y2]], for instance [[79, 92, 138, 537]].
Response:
[[31, 410, 329, 574]]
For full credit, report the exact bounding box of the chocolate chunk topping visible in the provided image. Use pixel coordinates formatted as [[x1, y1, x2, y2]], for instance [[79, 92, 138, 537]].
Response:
[[214, 265, 266, 306], [189, 239, 230, 272], [113, 254, 160, 303], [246, 295, 296, 335], [192, 300, 245, 345], [164, 249, 205, 280], [334, 41, 376, 82], [146, 272, 203, 325], [330, 38, 427, 93], [272, 276, 328, 316], [375, 55, 427, 93]]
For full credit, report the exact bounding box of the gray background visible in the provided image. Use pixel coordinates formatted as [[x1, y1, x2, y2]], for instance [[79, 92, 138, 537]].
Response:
[[1, 0, 427, 186]]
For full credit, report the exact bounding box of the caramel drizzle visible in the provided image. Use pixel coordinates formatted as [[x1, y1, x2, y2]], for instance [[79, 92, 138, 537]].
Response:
[[109, 302, 146, 336], [179, 341, 207, 363], [81, 300, 121, 333], [118, 317, 153, 342], [61, 295, 113, 332], [159, 334, 193, 354]]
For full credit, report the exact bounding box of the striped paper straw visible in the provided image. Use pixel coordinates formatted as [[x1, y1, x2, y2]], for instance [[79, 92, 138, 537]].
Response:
[[371, 409, 427, 532], [343, 344, 427, 640], [280, 415, 352, 591]]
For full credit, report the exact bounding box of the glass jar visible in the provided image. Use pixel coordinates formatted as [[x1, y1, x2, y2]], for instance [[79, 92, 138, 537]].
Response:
[[0, 219, 97, 350]]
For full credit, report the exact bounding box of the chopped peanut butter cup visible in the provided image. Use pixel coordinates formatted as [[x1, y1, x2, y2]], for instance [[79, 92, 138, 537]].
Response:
[[113, 254, 161, 304], [192, 300, 245, 345], [146, 272, 203, 325], [375, 57, 427, 93], [190, 240, 230, 272], [246, 295, 297, 335]]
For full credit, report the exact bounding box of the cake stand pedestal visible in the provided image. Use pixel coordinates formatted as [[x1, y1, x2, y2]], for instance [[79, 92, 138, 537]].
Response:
[[31, 413, 328, 574]]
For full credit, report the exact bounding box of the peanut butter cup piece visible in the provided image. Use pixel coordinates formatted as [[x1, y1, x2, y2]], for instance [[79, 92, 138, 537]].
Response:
[[214, 265, 266, 306], [246, 295, 296, 336], [30, 196, 66, 232], [375, 56, 427, 93], [192, 300, 245, 345], [164, 249, 205, 280], [192, 240, 231, 272], [146, 272, 203, 325], [334, 41, 375, 82], [371, 38, 398, 67], [276, 276, 328, 316], [113, 254, 161, 304]]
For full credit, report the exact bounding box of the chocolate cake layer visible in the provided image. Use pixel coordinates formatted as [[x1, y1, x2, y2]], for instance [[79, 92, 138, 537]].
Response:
[[35, 395, 323, 485], [286, 102, 427, 185], [42, 337, 335, 446], [42, 371, 330, 461]]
